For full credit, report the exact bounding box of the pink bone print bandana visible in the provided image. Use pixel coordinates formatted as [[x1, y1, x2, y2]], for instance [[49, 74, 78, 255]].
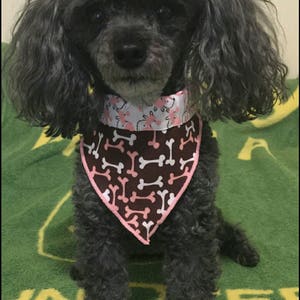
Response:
[[100, 89, 194, 131], [80, 90, 202, 245]]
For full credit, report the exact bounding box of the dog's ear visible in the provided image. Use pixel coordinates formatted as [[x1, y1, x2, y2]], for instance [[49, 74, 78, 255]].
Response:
[[185, 0, 288, 122], [5, 0, 102, 138]]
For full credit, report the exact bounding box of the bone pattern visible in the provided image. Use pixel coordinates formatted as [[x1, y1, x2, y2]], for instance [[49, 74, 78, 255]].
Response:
[[139, 154, 166, 169], [165, 138, 175, 166], [108, 184, 119, 211], [83, 133, 104, 158], [81, 115, 202, 244], [142, 221, 155, 241], [168, 167, 191, 185], [104, 139, 125, 153], [185, 120, 195, 137], [83, 142, 95, 154], [179, 132, 194, 150], [137, 176, 164, 190], [127, 215, 139, 228], [125, 206, 151, 219], [92, 133, 104, 159], [117, 176, 129, 203], [126, 151, 139, 177], [130, 191, 156, 203], [102, 189, 110, 202], [102, 157, 124, 174], [112, 130, 136, 146], [179, 152, 197, 170], [148, 131, 160, 149], [156, 189, 169, 215], [90, 166, 111, 181]]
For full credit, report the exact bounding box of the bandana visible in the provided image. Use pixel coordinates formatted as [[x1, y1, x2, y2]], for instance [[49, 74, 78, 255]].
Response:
[[80, 90, 202, 245]]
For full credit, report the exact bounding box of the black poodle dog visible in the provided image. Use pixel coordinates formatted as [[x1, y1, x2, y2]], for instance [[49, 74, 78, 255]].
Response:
[[6, 0, 287, 299]]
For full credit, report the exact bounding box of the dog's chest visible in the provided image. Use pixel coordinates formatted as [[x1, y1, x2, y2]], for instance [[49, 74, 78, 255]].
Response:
[[80, 91, 202, 245]]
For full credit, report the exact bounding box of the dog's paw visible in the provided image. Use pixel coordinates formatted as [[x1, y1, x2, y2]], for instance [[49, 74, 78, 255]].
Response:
[[233, 242, 260, 267]]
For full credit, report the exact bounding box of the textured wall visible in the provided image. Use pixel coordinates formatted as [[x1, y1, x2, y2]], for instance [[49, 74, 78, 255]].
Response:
[[1, 0, 298, 78]]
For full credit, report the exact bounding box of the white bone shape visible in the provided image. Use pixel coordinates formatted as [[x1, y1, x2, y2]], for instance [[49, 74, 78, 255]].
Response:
[[92, 133, 104, 159], [102, 157, 124, 174], [112, 130, 136, 146], [102, 189, 111, 202], [83, 142, 95, 154], [179, 153, 196, 170], [157, 193, 175, 225], [142, 221, 154, 240], [185, 120, 195, 137], [165, 138, 175, 166], [167, 193, 175, 206], [139, 155, 165, 169], [156, 190, 169, 215], [138, 176, 163, 190]]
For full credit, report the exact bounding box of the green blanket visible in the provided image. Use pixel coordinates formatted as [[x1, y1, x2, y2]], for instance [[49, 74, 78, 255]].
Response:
[[2, 42, 298, 300]]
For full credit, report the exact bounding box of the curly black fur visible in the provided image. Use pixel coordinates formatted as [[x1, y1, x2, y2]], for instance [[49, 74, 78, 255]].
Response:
[[5, 0, 287, 299], [185, 0, 288, 122]]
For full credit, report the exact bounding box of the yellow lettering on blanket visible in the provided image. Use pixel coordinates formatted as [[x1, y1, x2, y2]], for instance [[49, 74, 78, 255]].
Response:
[[32, 127, 80, 157], [226, 289, 273, 300], [76, 289, 85, 300], [16, 289, 68, 300], [279, 287, 299, 300], [16, 289, 35, 300], [238, 137, 275, 161], [74, 285, 166, 300], [62, 134, 80, 156], [251, 86, 299, 128], [37, 190, 74, 263], [35, 289, 68, 300], [32, 129, 63, 150], [15, 287, 299, 300], [212, 130, 218, 138]]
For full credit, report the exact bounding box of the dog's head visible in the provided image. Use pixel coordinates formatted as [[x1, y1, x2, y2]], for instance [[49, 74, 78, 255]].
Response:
[[6, 0, 287, 137], [64, 0, 196, 105]]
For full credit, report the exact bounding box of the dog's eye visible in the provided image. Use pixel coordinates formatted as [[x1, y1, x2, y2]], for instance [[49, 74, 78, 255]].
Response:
[[91, 10, 103, 22], [156, 6, 172, 19]]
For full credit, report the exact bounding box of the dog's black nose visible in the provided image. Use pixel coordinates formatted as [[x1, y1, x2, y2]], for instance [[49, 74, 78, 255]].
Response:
[[114, 43, 147, 69]]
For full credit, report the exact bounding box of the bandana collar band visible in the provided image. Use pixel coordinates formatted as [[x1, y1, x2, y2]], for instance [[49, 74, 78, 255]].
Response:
[[100, 89, 194, 131]]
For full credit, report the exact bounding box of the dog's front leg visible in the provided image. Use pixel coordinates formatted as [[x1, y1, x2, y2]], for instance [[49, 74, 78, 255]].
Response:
[[161, 195, 220, 300], [73, 203, 129, 300], [72, 168, 129, 300]]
